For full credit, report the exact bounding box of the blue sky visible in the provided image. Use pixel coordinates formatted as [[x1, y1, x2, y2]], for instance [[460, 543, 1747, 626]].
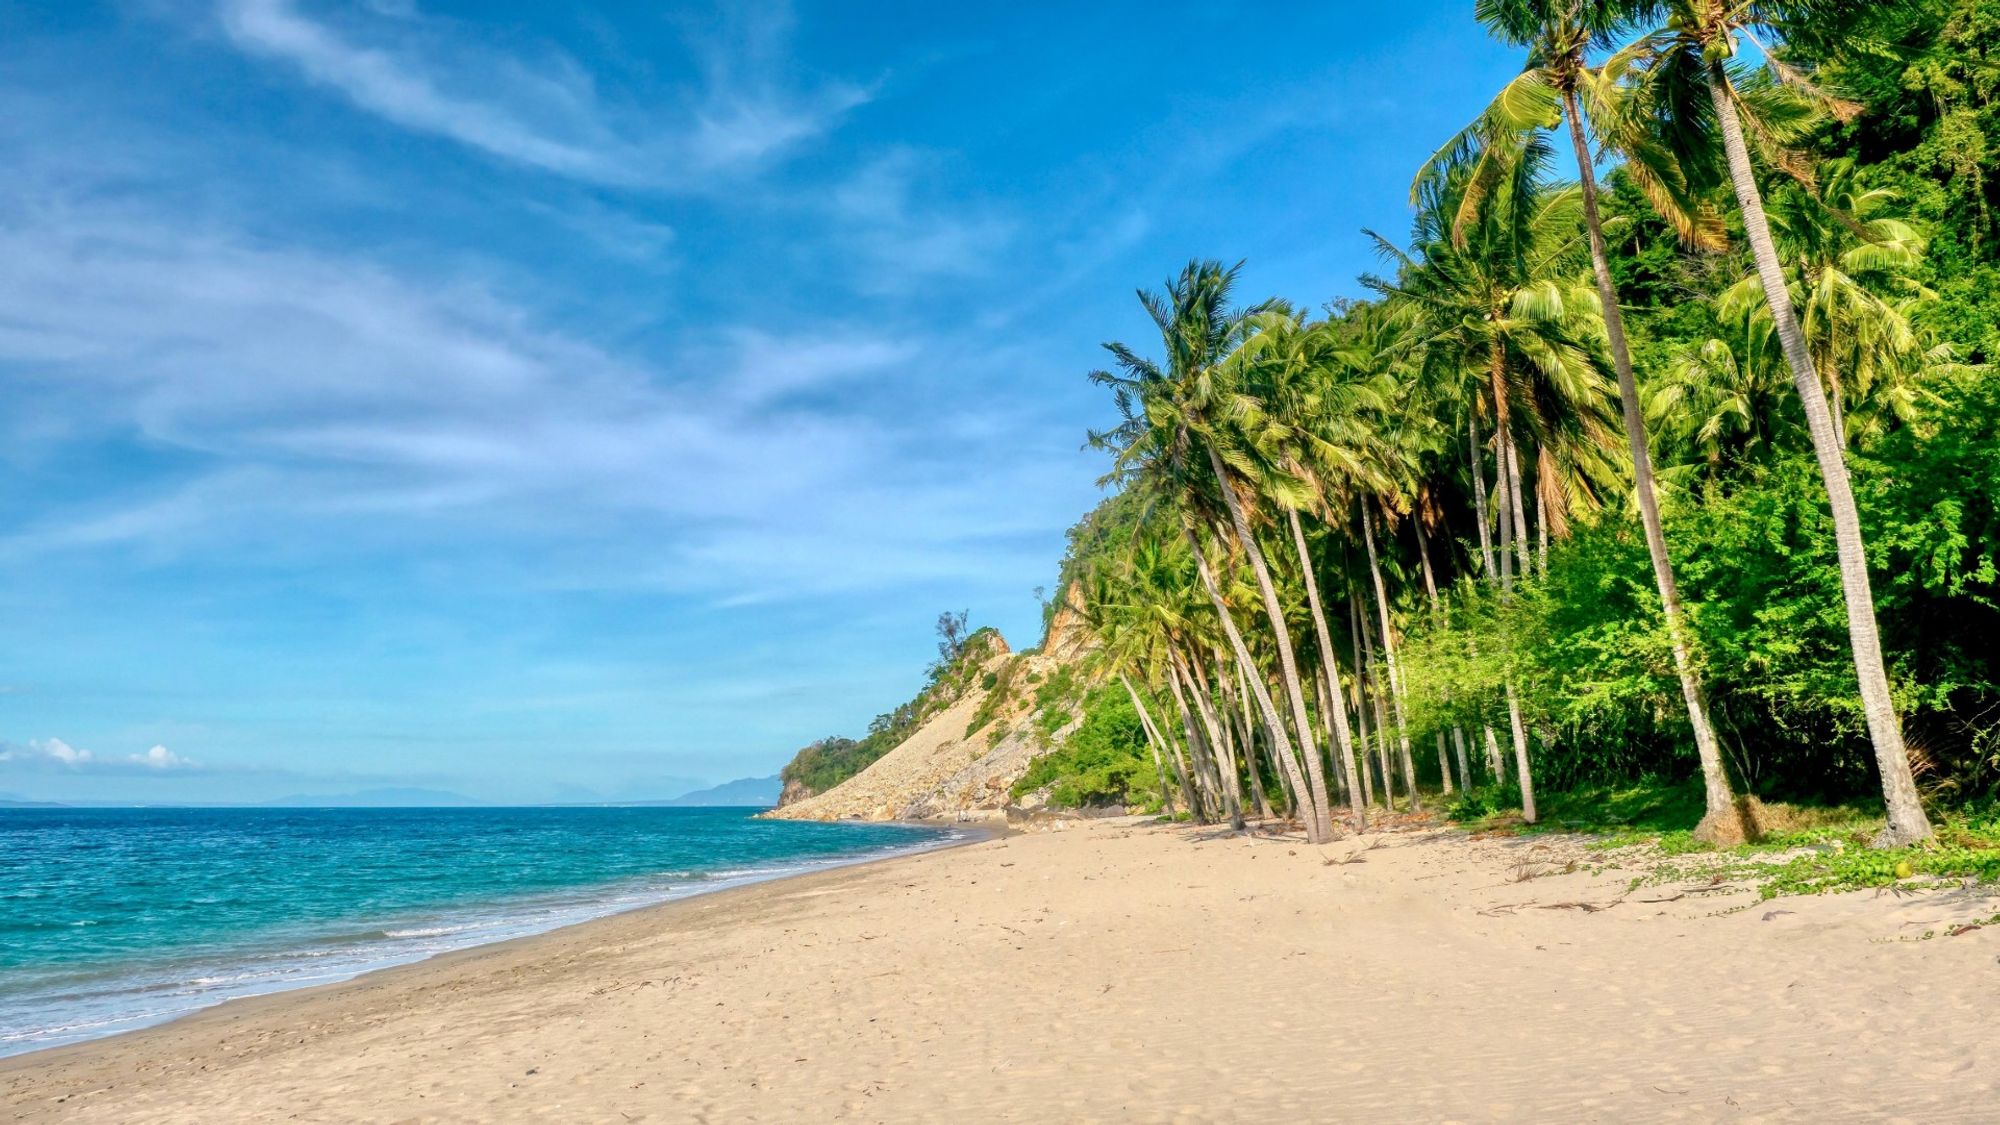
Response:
[[0, 0, 1519, 803]]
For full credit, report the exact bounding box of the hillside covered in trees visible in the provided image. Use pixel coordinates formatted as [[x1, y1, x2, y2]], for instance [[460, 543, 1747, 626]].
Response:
[[1005, 0, 2000, 868]]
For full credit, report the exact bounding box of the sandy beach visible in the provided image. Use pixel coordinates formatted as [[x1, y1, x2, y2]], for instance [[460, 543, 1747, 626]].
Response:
[[4, 818, 1996, 1123]]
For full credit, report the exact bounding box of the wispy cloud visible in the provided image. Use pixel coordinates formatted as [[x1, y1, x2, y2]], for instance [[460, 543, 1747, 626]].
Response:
[[0, 193, 1083, 602], [830, 150, 1014, 294], [213, 0, 865, 186]]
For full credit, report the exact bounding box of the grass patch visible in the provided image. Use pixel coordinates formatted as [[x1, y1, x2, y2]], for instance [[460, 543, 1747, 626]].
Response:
[[1751, 809, 2000, 897], [1449, 777, 2000, 898]]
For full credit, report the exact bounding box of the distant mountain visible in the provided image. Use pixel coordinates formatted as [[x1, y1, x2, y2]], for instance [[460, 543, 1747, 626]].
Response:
[[0, 798, 67, 808], [650, 775, 782, 807], [265, 787, 486, 807]]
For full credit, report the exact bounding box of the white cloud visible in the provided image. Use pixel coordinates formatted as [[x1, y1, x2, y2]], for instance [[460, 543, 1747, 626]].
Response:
[[213, 0, 863, 186], [39, 738, 92, 766], [0, 739, 200, 773], [134, 745, 193, 769]]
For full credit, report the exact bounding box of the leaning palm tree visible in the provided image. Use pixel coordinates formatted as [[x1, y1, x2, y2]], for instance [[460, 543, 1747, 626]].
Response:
[[1627, 0, 1932, 844], [1089, 262, 1335, 842], [1226, 308, 1385, 830], [1422, 0, 1750, 843]]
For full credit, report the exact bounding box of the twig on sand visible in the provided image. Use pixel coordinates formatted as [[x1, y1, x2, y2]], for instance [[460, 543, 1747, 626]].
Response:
[[1508, 846, 1579, 883], [1322, 840, 1384, 867]]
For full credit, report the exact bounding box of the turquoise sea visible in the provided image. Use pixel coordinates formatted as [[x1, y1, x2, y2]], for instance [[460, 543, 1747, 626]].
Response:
[[0, 807, 954, 1056]]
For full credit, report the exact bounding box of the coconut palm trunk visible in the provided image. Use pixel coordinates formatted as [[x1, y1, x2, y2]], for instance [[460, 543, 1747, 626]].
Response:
[[1353, 593, 1398, 809], [1371, 674, 1398, 810], [1560, 87, 1746, 843], [1168, 656, 1224, 824], [1486, 349, 1537, 815], [1360, 502, 1421, 810], [1205, 448, 1336, 841], [1231, 654, 1293, 816], [1145, 679, 1203, 817], [1160, 659, 1218, 820], [1312, 673, 1348, 803], [1211, 654, 1273, 819], [1187, 528, 1325, 842], [1243, 733, 1274, 818], [1506, 441, 1533, 579], [1506, 683, 1536, 823], [1704, 61, 1931, 846], [1120, 673, 1181, 815], [1488, 348, 1521, 587], [1451, 725, 1473, 792], [1171, 653, 1243, 831], [1345, 602, 1380, 807], [1410, 515, 1459, 795], [1824, 351, 1846, 444], [1468, 410, 1497, 577], [1286, 507, 1368, 829], [1534, 472, 1550, 575], [1184, 654, 1248, 827]]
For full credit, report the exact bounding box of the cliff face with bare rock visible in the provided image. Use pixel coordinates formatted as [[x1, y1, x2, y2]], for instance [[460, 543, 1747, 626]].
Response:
[[764, 591, 1096, 823]]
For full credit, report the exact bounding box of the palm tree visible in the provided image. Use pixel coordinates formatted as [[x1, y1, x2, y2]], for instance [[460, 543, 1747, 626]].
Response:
[[1649, 331, 1793, 466], [1227, 308, 1384, 830], [1721, 161, 1957, 445], [1089, 262, 1335, 842], [1424, 0, 1751, 842], [1628, 0, 1932, 844], [1081, 555, 1189, 816], [1371, 165, 1615, 821]]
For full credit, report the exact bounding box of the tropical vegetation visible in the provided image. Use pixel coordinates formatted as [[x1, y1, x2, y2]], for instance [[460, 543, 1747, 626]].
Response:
[[1037, 0, 2000, 860]]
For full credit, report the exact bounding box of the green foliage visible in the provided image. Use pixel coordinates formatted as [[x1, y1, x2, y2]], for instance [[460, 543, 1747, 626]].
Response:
[[1026, 663, 1084, 747], [1041, 0, 2000, 838], [1009, 686, 1157, 809], [1396, 367, 2000, 802], [965, 657, 1020, 738], [775, 736, 878, 801], [1032, 664, 1078, 712], [1447, 776, 2000, 898], [1755, 810, 2000, 896], [1456, 777, 1715, 839]]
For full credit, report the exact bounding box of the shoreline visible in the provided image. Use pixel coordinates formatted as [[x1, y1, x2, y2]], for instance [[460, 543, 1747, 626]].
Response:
[[6, 818, 1995, 1121], [1, 816, 988, 1065]]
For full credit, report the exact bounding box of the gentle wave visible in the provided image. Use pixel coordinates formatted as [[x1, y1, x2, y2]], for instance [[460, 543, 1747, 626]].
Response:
[[0, 812, 962, 1057]]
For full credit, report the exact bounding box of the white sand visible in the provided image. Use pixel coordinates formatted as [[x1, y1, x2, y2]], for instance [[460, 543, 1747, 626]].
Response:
[[4, 819, 1996, 1122]]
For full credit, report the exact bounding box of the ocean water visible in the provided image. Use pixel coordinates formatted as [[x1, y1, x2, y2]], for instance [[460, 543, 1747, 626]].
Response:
[[0, 807, 955, 1057]]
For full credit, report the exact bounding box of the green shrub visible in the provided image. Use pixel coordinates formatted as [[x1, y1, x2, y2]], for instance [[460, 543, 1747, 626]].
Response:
[[1010, 686, 1155, 809]]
